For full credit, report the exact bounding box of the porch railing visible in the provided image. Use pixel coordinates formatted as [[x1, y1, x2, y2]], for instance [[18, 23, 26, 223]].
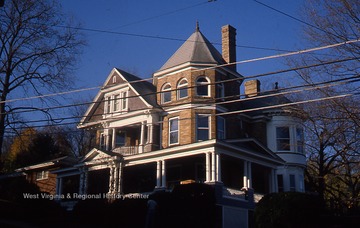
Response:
[[112, 146, 139, 156]]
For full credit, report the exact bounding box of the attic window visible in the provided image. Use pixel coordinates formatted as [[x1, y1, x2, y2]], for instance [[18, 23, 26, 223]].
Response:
[[112, 76, 117, 83], [36, 171, 49, 180]]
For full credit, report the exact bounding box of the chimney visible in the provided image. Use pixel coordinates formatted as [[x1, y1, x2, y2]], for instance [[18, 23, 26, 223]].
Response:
[[244, 80, 261, 97], [222, 25, 237, 71]]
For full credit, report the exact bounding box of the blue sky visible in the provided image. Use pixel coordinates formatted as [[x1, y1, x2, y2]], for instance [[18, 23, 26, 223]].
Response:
[[60, 0, 305, 91]]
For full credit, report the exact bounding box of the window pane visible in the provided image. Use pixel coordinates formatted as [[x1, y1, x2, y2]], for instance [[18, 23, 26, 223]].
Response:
[[121, 92, 127, 110], [114, 95, 120, 111], [289, 174, 296, 192], [197, 85, 208, 96], [169, 118, 179, 144], [276, 127, 290, 151], [178, 87, 188, 98], [217, 117, 225, 139], [276, 127, 289, 138], [277, 175, 284, 192], [198, 116, 208, 128], [198, 129, 209, 141], [115, 132, 125, 147]]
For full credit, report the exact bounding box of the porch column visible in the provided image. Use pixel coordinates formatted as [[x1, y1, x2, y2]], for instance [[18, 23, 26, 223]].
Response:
[[211, 152, 216, 182], [79, 167, 88, 195], [147, 123, 153, 144], [205, 152, 211, 182], [156, 161, 161, 188], [270, 168, 276, 193], [216, 153, 222, 182], [247, 162, 252, 189], [56, 177, 63, 195], [243, 161, 248, 189], [112, 128, 116, 150], [105, 129, 111, 151], [161, 160, 166, 188], [108, 165, 115, 194], [139, 121, 146, 153], [117, 163, 123, 194]]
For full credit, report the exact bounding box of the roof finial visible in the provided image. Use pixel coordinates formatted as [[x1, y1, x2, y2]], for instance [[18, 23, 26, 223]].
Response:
[[196, 21, 200, 32]]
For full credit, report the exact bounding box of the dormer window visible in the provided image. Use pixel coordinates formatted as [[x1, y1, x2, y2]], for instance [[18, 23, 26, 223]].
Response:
[[177, 78, 188, 99], [196, 77, 210, 97], [161, 84, 172, 104]]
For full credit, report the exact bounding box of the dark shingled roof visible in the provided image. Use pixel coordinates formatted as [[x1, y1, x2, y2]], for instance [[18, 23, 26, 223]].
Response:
[[158, 27, 226, 71]]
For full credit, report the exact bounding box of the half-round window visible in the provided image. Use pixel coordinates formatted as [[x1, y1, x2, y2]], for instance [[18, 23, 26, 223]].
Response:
[[177, 78, 188, 99], [161, 83, 172, 103], [196, 77, 210, 97]]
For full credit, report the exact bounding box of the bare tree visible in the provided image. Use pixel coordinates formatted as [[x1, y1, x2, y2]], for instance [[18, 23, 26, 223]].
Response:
[[289, 0, 360, 213], [0, 0, 85, 155]]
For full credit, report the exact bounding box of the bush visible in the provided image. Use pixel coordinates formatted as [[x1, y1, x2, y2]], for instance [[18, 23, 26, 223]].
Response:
[[254, 192, 326, 228]]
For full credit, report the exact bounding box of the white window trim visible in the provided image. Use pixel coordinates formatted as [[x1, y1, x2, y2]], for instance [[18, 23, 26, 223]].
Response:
[[275, 125, 304, 153], [161, 83, 172, 104], [177, 78, 188, 100], [169, 117, 179, 145], [36, 171, 49, 180], [104, 89, 129, 116], [196, 114, 211, 142], [196, 76, 210, 97]]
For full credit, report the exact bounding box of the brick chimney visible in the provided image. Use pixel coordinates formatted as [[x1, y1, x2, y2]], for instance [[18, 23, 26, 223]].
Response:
[[244, 80, 261, 97], [222, 25, 237, 71]]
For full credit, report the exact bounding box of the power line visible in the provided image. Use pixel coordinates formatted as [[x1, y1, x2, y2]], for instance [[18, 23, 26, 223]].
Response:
[[3, 56, 358, 118], [4, 38, 359, 105]]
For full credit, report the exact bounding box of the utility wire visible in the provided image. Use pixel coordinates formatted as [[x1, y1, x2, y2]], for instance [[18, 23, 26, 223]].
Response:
[[3, 56, 358, 117], [3, 38, 359, 105]]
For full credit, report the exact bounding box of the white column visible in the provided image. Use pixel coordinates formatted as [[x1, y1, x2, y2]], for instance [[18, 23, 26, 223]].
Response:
[[56, 177, 63, 195], [113, 165, 119, 193], [156, 161, 161, 188], [211, 152, 216, 182], [147, 123, 153, 144], [247, 162, 252, 189], [112, 128, 116, 150], [216, 153, 221, 182], [139, 121, 146, 153], [161, 160, 166, 188], [243, 161, 248, 188], [117, 163, 123, 194], [79, 168, 88, 194], [205, 152, 211, 182], [108, 166, 114, 194]]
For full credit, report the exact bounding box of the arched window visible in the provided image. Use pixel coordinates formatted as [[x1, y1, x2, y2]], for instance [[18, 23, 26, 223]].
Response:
[[196, 77, 210, 97], [177, 78, 188, 99], [161, 83, 172, 103]]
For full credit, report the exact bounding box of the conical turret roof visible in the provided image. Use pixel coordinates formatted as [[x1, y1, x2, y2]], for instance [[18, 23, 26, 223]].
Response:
[[158, 25, 226, 72]]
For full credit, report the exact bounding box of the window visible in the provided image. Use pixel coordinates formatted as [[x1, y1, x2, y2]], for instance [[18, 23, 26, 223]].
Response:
[[196, 77, 210, 97], [296, 128, 304, 153], [115, 131, 126, 147], [277, 175, 284, 192], [113, 94, 120, 111], [121, 91, 128, 110], [216, 82, 224, 99], [105, 97, 111, 114], [112, 76, 117, 83], [276, 127, 290, 151], [162, 84, 172, 103], [289, 174, 296, 192], [36, 171, 49, 180], [169, 117, 179, 145], [177, 79, 188, 99], [217, 116, 225, 140], [104, 90, 128, 114], [197, 115, 210, 141]]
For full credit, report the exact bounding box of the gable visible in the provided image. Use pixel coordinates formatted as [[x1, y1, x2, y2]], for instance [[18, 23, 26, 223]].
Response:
[[80, 148, 113, 163], [78, 68, 158, 128]]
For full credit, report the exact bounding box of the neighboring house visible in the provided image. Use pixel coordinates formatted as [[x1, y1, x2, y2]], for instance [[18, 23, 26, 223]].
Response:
[[2, 156, 77, 195], [17, 24, 306, 227]]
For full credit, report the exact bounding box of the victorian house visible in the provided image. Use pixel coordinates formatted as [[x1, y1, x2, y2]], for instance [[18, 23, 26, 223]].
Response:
[[51, 24, 306, 227]]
